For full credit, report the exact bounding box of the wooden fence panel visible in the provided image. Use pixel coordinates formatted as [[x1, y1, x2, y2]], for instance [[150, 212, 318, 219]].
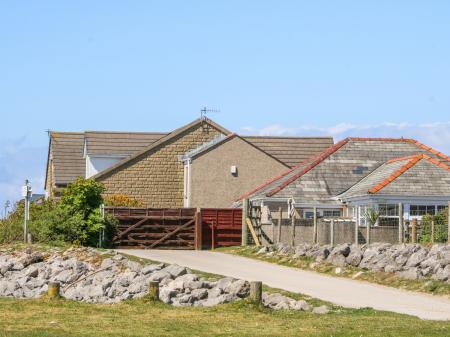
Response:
[[107, 207, 197, 249], [201, 208, 242, 249], [107, 207, 242, 250]]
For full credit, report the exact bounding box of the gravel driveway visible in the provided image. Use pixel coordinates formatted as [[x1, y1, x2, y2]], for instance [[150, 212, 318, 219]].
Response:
[[117, 249, 450, 320]]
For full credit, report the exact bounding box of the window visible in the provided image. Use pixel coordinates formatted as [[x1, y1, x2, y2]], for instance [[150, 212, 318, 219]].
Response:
[[323, 210, 341, 217], [379, 204, 399, 216], [410, 205, 435, 216], [437, 205, 448, 213], [304, 211, 314, 219]]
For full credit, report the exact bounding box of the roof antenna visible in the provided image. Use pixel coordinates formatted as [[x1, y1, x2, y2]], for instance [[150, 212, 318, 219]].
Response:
[[200, 106, 220, 132], [200, 106, 220, 121]]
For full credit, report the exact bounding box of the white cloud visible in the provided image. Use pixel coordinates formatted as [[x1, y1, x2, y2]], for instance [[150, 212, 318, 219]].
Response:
[[240, 121, 450, 154]]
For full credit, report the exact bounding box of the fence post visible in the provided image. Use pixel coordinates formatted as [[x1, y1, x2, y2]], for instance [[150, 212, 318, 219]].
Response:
[[195, 208, 202, 250], [330, 219, 335, 246], [148, 281, 160, 301], [398, 203, 404, 244], [277, 207, 282, 244], [412, 218, 417, 243], [431, 220, 435, 244], [354, 217, 359, 245], [313, 207, 318, 244], [47, 282, 60, 299], [242, 199, 249, 246], [291, 213, 295, 246], [249, 281, 262, 304], [448, 201, 450, 244]]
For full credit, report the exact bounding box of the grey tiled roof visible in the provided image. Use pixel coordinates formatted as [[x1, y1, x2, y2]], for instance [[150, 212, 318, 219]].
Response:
[[48, 129, 334, 188], [377, 159, 450, 196], [242, 138, 450, 204], [242, 136, 334, 168], [84, 131, 168, 156], [49, 132, 85, 185]]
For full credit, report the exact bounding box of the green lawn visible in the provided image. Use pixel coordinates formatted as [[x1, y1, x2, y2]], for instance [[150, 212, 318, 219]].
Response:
[[1, 297, 450, 337]]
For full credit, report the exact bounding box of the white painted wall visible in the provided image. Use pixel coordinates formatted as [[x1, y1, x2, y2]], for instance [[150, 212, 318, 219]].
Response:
[[85, 155, 124, 178]]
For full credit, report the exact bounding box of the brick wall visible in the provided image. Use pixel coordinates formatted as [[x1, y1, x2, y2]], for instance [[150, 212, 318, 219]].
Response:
[[98, 123, 223, 207]]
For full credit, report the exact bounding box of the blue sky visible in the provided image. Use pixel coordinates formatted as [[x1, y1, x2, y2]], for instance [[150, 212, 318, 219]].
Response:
[[1, 1, 450, 211]]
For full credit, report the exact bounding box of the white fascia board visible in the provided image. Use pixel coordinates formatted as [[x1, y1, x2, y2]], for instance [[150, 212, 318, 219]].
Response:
[[292, 203, 344, 209], [344, 194, 450, 206], [89, 154, 128, 159]]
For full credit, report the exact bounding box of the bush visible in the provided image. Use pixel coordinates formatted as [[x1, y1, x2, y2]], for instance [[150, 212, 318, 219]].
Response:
[[1, 178, 117, 247], [418, 208, 448, 243], [0, 198, 56, 244], [104, 194, 144, 207]]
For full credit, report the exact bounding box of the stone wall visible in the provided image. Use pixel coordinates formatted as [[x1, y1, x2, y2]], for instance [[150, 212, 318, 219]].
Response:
[[264, 242, 450, 282], [98, 123, 223, 208], [45, 158, 53, 197]]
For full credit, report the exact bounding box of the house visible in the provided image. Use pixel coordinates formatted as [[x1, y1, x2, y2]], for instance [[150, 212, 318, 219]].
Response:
[[239, 138, 450, 225], [45, 118, 333, 208]]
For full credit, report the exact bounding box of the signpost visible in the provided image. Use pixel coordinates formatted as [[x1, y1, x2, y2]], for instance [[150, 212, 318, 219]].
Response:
[[22, 180, 32, 244]]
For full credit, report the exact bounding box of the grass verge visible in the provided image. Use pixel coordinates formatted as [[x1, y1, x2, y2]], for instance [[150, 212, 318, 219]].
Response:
[[1, 297, 450, 337]]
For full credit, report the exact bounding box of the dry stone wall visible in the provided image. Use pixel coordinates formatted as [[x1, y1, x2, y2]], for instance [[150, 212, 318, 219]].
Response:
[[0, 246, 329, 312], [259, 242, 450, 282]]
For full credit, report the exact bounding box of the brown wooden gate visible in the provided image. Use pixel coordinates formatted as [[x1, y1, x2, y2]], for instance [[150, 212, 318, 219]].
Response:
[[107, 207, 242, 250], [200, 208, 242, 249], [108, 207, 197, 249]]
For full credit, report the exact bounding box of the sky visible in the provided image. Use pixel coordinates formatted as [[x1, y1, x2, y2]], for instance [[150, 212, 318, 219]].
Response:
[[1, 1, 450, 212]]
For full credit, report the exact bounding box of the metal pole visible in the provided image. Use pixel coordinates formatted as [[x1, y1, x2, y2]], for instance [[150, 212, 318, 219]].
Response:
[[23, 180, 30, 243]]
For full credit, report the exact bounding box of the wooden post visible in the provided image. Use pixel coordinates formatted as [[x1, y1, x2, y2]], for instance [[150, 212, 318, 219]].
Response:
[[211, 221, 215, 249], [27, 233, 33, 244], [47, 282, 60, 299], [431, 220, 435, 244], [448, 201, 450, 244], [242, 199, 249, 246], [366, 221, 371, 245], [313, 207, 318, 244], [195, 208, 202, 250], [398, 203, 404, 244], [330, 219, 335, 246], [277, 207, 282, 244], [412, 218, 417, 243], [249, 281, 262, 304], [148, 281, 159, 301], [271, 210, 275, 244], [291, 212, 295, 246]]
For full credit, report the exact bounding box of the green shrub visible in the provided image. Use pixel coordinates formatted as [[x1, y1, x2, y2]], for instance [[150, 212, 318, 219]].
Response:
[[103, 194, 144, 207], [418, 209, 448, 243], [1, 178, 117, 247]]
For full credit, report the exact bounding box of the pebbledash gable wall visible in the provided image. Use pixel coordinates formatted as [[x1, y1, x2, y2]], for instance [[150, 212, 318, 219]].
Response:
[[97, 123, 224, 207]]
